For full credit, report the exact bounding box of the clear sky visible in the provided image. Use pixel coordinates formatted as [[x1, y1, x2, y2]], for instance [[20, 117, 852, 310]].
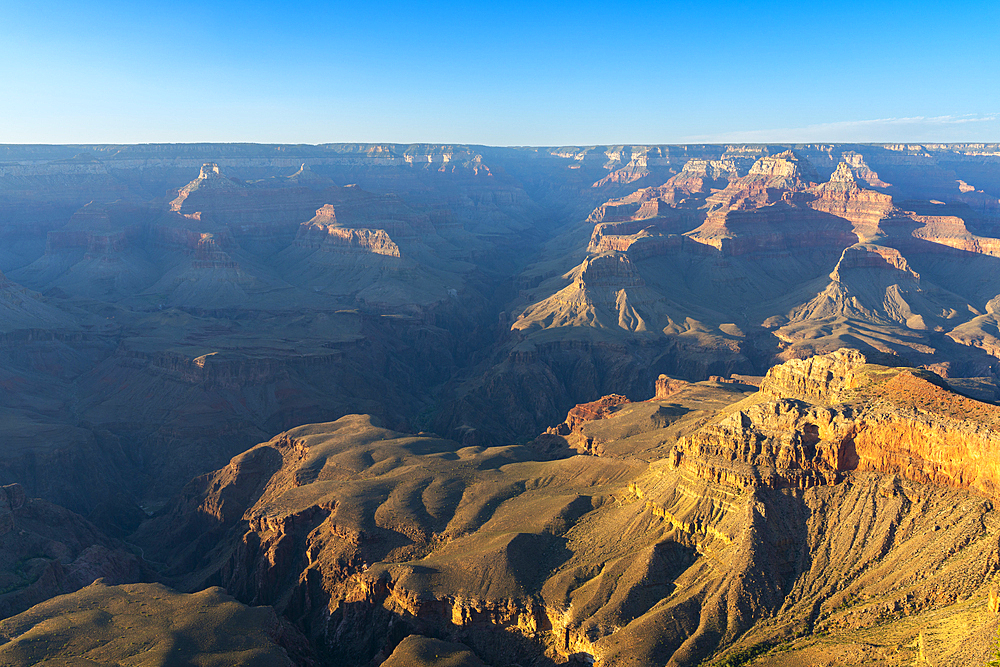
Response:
[[1, 0, 998, 145]]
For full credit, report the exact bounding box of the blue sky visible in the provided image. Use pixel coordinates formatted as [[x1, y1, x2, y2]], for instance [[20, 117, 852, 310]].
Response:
[[1, 0, 997, 144]]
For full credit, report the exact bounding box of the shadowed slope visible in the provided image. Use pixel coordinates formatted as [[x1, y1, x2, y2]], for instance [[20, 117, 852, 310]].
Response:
[[381, 635, 487, 667], [125, 351, 1000, 666], [0, 582, 310, 666], [133, 351, 1000, 666], [0, 484, 142, 621]]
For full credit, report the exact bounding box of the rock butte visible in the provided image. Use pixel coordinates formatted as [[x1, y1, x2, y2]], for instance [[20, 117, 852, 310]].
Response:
[[0, 143, 999, 665]]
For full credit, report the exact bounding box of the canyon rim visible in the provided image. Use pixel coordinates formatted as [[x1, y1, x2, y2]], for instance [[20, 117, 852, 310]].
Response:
[[0, 142, 998, 665]]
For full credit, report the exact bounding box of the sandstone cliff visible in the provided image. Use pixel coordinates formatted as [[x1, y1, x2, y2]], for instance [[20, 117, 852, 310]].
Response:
[[129, 351, 1000, 666]]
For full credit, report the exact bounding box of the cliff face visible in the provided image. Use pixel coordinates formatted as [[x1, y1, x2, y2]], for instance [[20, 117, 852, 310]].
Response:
[[705, 350, 1000, 500], [295, 220, 401, 257], [807, 162, 896, 240], [758, 348, 873, 402], [131, 351, 1000, 667]]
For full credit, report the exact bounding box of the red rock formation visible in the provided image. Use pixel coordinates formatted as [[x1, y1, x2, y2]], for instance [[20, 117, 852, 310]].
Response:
[[654, 374, 689, 399], [807, 162, 896, 240], [704, 150, 819, 211], [309, 197, 432, 239], [533, 394, 631, 456], [848, 369, 1000, 496], [908, 213, 1000, 256], [557, 394, 630, 433], [295, 220, 401, 257], [840, 151, 890, 188], [735, 350, 1000, 498]]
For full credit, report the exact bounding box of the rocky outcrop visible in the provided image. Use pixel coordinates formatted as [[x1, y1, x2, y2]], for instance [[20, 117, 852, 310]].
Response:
[[534, 394, 631, 455], [559, 394, 630, 431], [670, 158, 744, 189], [840, 151, 891, 188], [295, 220, 401, 257], [908, 212, 1000, 256], [848, 369, 1000, 496], [758, 348, 872, 402], [732, 350, 1000, 499], [577, 254, 645, 288], [591, 153, 652, 187], [704, 150, 819, 211], [807, 161, 897, 239], [748, 150, 821, 184], [655, 374, 690, 399], [169, 162, 242, 213], [302, 198, 432, 239]]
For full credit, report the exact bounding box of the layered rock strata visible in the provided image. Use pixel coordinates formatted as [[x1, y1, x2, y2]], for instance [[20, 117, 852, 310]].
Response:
[[0, 582, 312, 666], [129, 351, 1000, 666]]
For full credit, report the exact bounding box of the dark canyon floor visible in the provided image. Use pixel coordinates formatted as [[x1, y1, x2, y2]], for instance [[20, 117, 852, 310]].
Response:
[[1, 143, 1000, 665]]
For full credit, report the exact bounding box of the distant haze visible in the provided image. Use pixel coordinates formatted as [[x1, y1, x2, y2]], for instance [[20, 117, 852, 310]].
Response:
[[2, 0, 998, 145]]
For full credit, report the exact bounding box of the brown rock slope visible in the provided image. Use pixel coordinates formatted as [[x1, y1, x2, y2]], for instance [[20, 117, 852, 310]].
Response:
[[133, 349, 1000, 666], [0, 581, 312, 666], [381, 635, 488, 667], [133, 413, 647, 665]]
